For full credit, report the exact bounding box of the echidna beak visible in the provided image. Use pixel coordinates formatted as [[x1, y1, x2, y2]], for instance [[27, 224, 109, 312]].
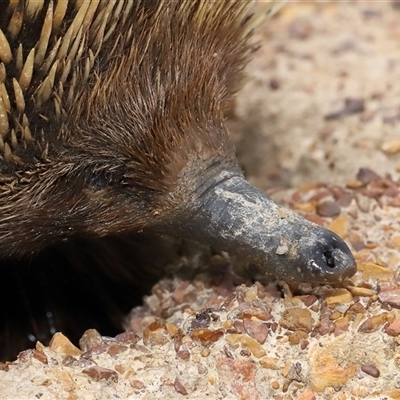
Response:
[[173, 173, 357, 283]]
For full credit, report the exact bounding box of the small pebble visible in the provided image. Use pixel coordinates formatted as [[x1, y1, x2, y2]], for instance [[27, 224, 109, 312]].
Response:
[[358, 314, 389, 333], [240, 307, 271, 321], [356, 168, 381, 183], [130, 379, 146, 390], [303, 295, 318, 307], [115, 332, 139, 346], [330, 311, 342, 320], [107, 345, 128, 357], [378, 288, 400, 308], [82, 366, 118, 383], [361, 364, 380, 378], [259, 356, 281, 370], [358, 262, 394, 280], [288, 330, 308, 344], [0, 363, 9, 372], [345, 302, 366, 316], [346, 179, 365, 189], [225, 334, 266, 358], [143, 321, 169, 346], [191, 329, 224, 344], [279, 308, 313, 332], [201, 349, 210, 357], [174, 377, 188, 395], [49, 333, 82, 357], [325, 289, 353, 306], [347, 286, 376, 297], [381, 139, 400, 154], [32, 350, 48, 365], [269, 77, 280, 90], [271, 381, 280, 390], [243, 318, 269, 344], [316, 201, 341, 217], [300, 340, 309, 350], [79, 329, 103, 352], [384, 319, 400, 336], [335, 192, 353, 207]]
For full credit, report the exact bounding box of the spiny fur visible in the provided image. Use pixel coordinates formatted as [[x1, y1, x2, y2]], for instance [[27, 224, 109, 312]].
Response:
[[0, 0, 283, 359], [0, 0, 281, 257]]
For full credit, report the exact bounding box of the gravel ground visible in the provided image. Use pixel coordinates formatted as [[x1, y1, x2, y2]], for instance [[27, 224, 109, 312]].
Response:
[[2, 2, 400, 399]]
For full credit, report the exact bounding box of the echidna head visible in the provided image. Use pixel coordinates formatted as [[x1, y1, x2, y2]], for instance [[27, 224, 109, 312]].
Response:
[[0, 1, 356, 283]]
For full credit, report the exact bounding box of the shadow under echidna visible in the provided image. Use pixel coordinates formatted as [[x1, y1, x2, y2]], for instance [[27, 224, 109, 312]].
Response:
[[0, 1, 356, 361]]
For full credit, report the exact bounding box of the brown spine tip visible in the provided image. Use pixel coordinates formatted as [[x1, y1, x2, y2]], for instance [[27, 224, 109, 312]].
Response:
[[0, 29, 12, 64]]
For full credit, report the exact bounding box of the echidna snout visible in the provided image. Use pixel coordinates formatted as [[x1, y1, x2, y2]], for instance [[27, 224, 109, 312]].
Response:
[[168, 171, 356, 283]]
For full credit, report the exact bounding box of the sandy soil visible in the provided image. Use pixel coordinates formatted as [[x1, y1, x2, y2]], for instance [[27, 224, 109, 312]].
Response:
[[233, 0, 400, 191]]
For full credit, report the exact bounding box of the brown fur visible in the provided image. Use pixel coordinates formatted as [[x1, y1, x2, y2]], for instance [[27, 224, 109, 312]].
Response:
[[0, 0, 265, 256]]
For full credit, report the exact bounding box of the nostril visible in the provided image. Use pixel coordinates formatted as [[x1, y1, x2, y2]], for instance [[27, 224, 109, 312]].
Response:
[[323, 249, 335, 268]]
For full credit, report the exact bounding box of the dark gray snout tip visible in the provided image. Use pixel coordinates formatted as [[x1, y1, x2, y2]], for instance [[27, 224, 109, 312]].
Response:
[[300, 230, 357, 283]]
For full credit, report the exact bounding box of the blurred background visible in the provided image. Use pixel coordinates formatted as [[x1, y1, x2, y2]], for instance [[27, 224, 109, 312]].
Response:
[[231, 0, 400, 191]]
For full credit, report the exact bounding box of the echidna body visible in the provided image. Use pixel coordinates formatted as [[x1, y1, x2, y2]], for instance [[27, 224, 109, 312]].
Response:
[[0, 0, 356, 359]]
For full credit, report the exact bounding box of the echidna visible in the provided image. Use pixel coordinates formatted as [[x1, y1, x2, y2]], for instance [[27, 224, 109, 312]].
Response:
[[0, 0, 356, 360]]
